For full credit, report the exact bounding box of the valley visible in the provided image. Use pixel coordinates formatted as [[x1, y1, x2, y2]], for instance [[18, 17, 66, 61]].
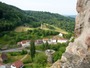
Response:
[[0, 1, 75, 68]]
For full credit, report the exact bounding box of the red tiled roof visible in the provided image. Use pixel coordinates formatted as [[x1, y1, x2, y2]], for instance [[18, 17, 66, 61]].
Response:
[[0, 62, 3, 66], [21, 40, 30, 44], [21, 41, 27, 44], [43, 38, 49, 41], [12, 60, 24, 68]]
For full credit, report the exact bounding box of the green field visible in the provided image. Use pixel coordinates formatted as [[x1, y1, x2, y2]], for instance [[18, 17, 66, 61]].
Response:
[[15, 24, 68, 34]]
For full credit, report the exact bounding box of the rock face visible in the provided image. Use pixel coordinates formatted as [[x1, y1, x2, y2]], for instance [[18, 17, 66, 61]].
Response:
[[51, 0, 90, 68]]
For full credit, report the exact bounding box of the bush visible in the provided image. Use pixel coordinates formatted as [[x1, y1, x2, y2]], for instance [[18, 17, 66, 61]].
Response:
[[34, 53, 47, 65], [23, 57, 32, 64], [53, 51, 63, 62], [33, 63, 46, 68], [9, 52, 21, 56], [21, 50, 27, 55]]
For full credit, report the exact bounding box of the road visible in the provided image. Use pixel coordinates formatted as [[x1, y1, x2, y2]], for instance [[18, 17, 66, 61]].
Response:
[[0, 48, 43, 53]]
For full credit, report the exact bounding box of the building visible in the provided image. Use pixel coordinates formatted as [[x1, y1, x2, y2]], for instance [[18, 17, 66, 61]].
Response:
[[57, 38, 67, 43], [0, 62, 7, 68], [59, 33, 63, 37], [11, 60, 24, 68], [0, 65, 6, 68], [17, 40, 30, 47], [50, 38, 57, 44], [43, 38, 49, 43], [35, 39, 43, 45]]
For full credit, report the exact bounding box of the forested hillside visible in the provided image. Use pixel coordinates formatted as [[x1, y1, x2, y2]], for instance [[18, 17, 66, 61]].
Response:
[[0, 2, 75, 33], [25, 11, 75, 32], [0, 2, 37, 32]]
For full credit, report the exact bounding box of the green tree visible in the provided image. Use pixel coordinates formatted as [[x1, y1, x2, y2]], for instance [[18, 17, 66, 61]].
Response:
[[34, 53, 47, 66], [45, 41, 49, 50], [30, 40, 36, 61]]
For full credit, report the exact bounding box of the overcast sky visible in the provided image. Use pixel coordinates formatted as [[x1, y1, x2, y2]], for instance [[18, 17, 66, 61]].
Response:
[[0, 0, 77, 15]]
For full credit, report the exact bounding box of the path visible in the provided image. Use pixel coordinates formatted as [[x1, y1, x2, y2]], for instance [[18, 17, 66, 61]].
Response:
[[20, 54, 28, 61]]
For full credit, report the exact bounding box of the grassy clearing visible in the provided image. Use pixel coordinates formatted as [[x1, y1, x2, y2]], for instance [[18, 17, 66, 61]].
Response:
[[14, 26, 34, 32], [47, 24, 68, 34], [15, 24, 68, 34], [4, 54, 26, 64]]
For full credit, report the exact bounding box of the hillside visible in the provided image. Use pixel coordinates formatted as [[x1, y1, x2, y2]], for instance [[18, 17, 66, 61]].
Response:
[[25, 11, 75, 32], [0, 2, 37, 32], [0, 2, 75, 33], [15, 24, 68, 34]]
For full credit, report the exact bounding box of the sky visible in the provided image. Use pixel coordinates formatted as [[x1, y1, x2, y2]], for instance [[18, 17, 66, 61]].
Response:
[[0, 0, 77, 15]]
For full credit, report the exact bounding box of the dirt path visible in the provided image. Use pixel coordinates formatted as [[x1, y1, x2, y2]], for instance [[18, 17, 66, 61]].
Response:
[[20, 54, 28, 61]]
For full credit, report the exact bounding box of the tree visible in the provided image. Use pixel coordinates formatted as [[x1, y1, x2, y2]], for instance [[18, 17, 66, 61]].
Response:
[[30, 40, 36, 61], [45, 41, 49, 50]]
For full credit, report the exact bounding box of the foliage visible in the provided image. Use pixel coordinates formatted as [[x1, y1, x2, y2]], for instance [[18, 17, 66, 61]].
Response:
[[26, 11, 75, 32], [0, 2, 37, 32], [9, 52, 24, 56], [53, 43, 68, 62], [21, 50, 28, 55], [34, 53, 47, 66], [63, 33, 72, 39], [30, 40, 36, 61], [0, 2, 75, 33], [23, 55, 32, 64], [0, 28, 59, 46]]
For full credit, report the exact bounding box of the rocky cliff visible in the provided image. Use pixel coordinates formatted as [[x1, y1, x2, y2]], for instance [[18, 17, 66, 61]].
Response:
[[51, 0, 90, 68]]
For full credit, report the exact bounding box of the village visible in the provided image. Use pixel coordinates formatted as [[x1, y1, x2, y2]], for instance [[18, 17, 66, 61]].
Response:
[[0, 33, 69, 68], [17, 33, 68, 47]]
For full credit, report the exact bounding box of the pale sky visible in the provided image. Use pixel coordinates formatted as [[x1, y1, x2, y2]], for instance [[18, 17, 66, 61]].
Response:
[[0, 0, 77, 15]]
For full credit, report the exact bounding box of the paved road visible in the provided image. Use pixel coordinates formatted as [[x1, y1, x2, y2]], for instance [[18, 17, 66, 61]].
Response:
[[0, 48, 43, 53]]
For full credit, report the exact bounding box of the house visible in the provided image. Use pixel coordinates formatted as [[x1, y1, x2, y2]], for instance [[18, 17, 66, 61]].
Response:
[[35, 39, 43, 45], [11, 60, 24, 68], [43, 38, 49, 43], [59, 33, 63, 37], [1, 53, 8, 62], [17, 40, 30, 47], [57, 38, 67, 43], [0, 65, 6, 68], [50, 38, 57, 44], [0, 62, 6, 68]]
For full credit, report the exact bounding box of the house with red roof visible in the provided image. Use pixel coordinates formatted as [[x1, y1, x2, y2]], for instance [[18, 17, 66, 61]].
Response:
[[17, 40, 30, 47], [11, 60, 24, 68], [43, 38, 49, 43], [0, 62, 6, 68]]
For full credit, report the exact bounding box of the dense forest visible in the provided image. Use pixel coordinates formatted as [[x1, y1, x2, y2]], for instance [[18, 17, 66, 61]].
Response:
[[0, 2, 75, 33]]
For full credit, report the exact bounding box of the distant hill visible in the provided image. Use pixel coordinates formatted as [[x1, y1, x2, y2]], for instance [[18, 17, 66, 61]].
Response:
[[65, 15, 76, 18], [0, 2, 75, 33], [69, 15, 76, 18]]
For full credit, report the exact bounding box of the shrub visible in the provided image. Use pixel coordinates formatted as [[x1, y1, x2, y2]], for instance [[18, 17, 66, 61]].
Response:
[[34, 53, 47, 65], [21, 50, 27, 55]]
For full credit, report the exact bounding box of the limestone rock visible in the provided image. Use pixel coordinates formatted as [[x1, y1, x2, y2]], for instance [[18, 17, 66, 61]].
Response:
[[51, 0, 90, 68]]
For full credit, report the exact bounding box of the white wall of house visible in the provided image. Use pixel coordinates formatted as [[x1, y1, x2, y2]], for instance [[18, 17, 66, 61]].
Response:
[[59, 33, 63, 37], [51, 39, 57, 44], [11, 65, 16, 68], [43, 40, 46, 43], [0, 65, 6, 68], [21, 42, 30, 47], [57, 40, 67, 43]]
